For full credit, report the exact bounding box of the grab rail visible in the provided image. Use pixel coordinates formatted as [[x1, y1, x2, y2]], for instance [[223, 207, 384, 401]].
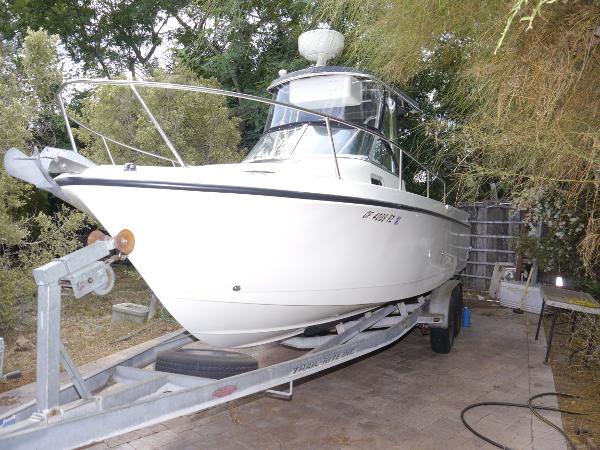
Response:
[[57, 79, 446, 202]]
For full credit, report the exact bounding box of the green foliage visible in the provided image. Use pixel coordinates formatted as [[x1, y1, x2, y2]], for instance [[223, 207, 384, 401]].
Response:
[[444, 3, 600, 283], [0, 205, 91, 329], [396, 34, 477, 202], [75, 65, 243, 166], [321, 0, 600, 283], [2, 1, 317, 146], [22, 28, 62, 102], [176, 0, 316, 145], [179, 0, 314, 92], [514, 188, 587, 276], [0, 40, 33, 150], [0, 171, 30, 246], [0, 29, 93, 332], [320, 0, 507, 82], [21, 205, 91, 269], [494, 0, 576, 54], [0, 267, 27, 328], [1, 0, 189, 77], [447, 3, 599, 196]]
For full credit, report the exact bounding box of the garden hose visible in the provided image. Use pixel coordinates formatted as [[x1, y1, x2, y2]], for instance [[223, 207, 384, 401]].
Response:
[[528, 393, 581, 449], [461, 392, 585, 450]]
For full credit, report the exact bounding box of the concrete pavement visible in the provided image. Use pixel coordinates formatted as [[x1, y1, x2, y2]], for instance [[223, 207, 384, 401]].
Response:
[[92, 303, 566, 450]]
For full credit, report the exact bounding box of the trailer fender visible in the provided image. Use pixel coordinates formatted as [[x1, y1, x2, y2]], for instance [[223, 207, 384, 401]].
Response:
[[427, 279, 461, 328]]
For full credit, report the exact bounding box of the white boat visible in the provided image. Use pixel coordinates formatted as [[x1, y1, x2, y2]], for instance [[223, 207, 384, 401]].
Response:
[[4, 30, 469, 348]]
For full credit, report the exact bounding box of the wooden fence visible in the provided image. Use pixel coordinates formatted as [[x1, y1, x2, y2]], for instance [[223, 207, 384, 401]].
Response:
[[457, 201, 524, 292]]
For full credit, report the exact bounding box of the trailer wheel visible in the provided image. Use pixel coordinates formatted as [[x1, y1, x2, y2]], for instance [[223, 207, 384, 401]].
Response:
[[453, 283, 463, 338], [155, 348, 258, 379], [430, 293, 457, 354]]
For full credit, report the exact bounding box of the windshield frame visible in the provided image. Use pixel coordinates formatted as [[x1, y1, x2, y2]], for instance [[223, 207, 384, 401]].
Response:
[[245, 121, 400, 178], [245, 122, 374, 163], [264, 75, 387, 135], [268, 68, 420, 112]]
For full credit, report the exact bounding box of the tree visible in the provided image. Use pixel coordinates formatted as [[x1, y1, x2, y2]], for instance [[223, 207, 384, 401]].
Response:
[[1, 0, 189, 77], [0, 29, 91, 330], [74, 65, 243, 166], [396, 34, 476, 201], [1, 0, 318, 146], [0, 28, 245, 331], [320, 0, 600, 284], [174, 0, 317, 144]]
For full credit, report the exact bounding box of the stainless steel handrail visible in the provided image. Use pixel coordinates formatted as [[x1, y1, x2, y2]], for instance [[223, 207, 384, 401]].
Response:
[[129, 84, 186, 167], [325, 117, 341, 179], [100, 136, 115, 165], [267, 70, 421, 112], [69, 116, 179, 165], [57, 79, 446, 201]]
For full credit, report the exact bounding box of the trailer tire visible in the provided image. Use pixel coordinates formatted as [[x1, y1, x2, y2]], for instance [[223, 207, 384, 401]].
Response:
[[155, 348, 258, 379], [453, 283, 463, 338], [430, 293, 456, 354]]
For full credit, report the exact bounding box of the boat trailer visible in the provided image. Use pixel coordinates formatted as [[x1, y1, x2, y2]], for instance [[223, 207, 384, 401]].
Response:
[[0, 231, 461, 449]]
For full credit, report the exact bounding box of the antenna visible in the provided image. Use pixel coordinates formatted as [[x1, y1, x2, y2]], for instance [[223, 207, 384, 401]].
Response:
[[298, 29, 344, 66]]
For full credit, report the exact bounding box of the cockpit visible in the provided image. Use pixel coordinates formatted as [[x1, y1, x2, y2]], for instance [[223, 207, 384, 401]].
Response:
[[244, 67, 415, 182]]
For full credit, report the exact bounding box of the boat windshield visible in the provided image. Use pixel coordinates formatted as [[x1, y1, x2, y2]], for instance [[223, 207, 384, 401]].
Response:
[[265, 75, 385, 131], [245, 74, 389, 164], [245, 124, 376, 162]]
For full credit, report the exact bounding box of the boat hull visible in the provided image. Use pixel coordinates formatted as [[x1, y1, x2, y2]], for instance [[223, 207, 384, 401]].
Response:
[[57, 165, 469, 347]]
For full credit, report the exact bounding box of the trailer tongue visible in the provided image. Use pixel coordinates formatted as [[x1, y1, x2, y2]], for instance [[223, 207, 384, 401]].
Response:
[[0, 232, 461, 449]]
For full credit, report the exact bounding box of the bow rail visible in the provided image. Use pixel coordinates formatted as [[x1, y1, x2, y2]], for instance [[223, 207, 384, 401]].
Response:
[[57, 79, 446, 201]]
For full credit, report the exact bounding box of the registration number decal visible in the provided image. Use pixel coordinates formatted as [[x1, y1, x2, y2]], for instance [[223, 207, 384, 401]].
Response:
[[362, 210, 401, 225]]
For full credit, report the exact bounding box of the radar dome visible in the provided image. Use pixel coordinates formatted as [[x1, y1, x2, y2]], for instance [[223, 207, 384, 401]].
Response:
[[298, 29, 344, 66]]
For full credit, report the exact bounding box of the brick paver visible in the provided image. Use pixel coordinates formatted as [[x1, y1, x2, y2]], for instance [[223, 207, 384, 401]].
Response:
[[102, 304, 566, 449]]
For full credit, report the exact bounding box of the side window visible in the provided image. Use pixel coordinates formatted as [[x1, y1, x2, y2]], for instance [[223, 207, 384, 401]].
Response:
[[370, 138, 398, 176]]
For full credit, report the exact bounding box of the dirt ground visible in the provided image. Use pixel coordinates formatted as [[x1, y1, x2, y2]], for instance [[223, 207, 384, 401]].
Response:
[[544, 313, 600, 450], [0, 264, 180, 394]]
